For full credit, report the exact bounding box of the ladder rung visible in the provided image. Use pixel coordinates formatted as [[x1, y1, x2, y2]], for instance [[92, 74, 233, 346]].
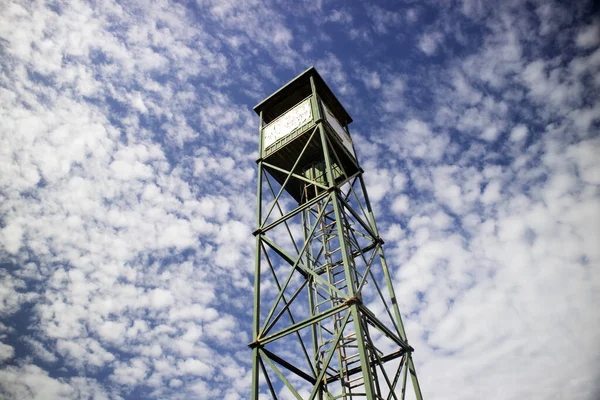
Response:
[[316, 299, 334, 307], [325, 247, 341, 255], [347, 375, 364, 384]]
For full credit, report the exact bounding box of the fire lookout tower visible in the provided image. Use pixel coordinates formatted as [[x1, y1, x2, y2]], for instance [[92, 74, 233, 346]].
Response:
[[250, 67, 424, 399]]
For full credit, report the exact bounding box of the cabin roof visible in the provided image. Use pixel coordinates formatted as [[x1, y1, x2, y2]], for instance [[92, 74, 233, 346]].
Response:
[[253, 66, 353, 126]]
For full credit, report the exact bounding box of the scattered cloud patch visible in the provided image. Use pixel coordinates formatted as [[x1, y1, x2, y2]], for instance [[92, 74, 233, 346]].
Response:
[[576, 22, 600, 48], [418, 32, 443, 55]]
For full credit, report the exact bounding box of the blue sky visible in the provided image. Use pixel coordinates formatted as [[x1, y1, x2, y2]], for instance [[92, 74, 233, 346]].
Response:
[[0, 0, 599, 399]]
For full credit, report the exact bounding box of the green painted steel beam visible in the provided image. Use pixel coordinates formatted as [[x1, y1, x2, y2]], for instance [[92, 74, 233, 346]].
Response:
[[252, 111, 264, 400], [263, 161, 329, 191], [260, 235, 348, 300], [258, 302, 349, 346], [259, 190, 330, 235], [407, 355, 424, 400], [262, 348, 317, 384], [261, 348, 304, 400], [359, 304, 411, 350]]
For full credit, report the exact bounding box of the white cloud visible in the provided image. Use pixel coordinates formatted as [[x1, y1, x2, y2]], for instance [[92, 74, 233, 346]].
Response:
[[148, 288, 175, 309], [111, 358, 149, 386], [391, 195, 410, 215], [0, 364, 74, 399], [576, 23, 600, 48], [567, 139, 600, 185], [97, 320, 128, 343], [204, 314, 238, 343], [23, 337, 58, 364], [0, 222, 23, 255], [326, 10, 353, 24], [129, 92, 149, 114], [406, 8, 419, 24], [510, 124, 528, 142], [481, 180, 502, 205], [177, 358, 213, 377], [0, 272, 32, 316], [381, 75, 405, 113], [56, 338, 116, 368], [316, 52, 355, 96], [0, 342, 15, 362], [481, 125, 500, 141], [418, 32, 442, 55], [392, 173, 407, 191], [361, 70, 382, 90], [365, 4, 403, 35], [189, 379, 220, 399]]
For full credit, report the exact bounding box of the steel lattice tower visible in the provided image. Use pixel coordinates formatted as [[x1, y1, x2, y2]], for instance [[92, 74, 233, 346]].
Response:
[[250, 67, 424, 399]]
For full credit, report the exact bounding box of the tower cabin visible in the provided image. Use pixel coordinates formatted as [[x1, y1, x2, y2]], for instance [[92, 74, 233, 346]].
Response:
[[253, 67, 360, 203]]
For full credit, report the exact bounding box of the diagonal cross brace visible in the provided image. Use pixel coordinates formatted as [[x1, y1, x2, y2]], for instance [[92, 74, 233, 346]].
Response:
[[263, 161, 329, 191], [258, 302, 349, 346], [261, 127, 319, 227]]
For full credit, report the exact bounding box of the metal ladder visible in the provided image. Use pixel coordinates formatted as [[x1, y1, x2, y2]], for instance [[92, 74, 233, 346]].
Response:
[[311, 198, 384, 399]]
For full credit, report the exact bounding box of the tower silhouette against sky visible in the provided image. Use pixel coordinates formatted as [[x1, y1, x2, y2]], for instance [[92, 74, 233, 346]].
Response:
[[250, 67, 424, 399]]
